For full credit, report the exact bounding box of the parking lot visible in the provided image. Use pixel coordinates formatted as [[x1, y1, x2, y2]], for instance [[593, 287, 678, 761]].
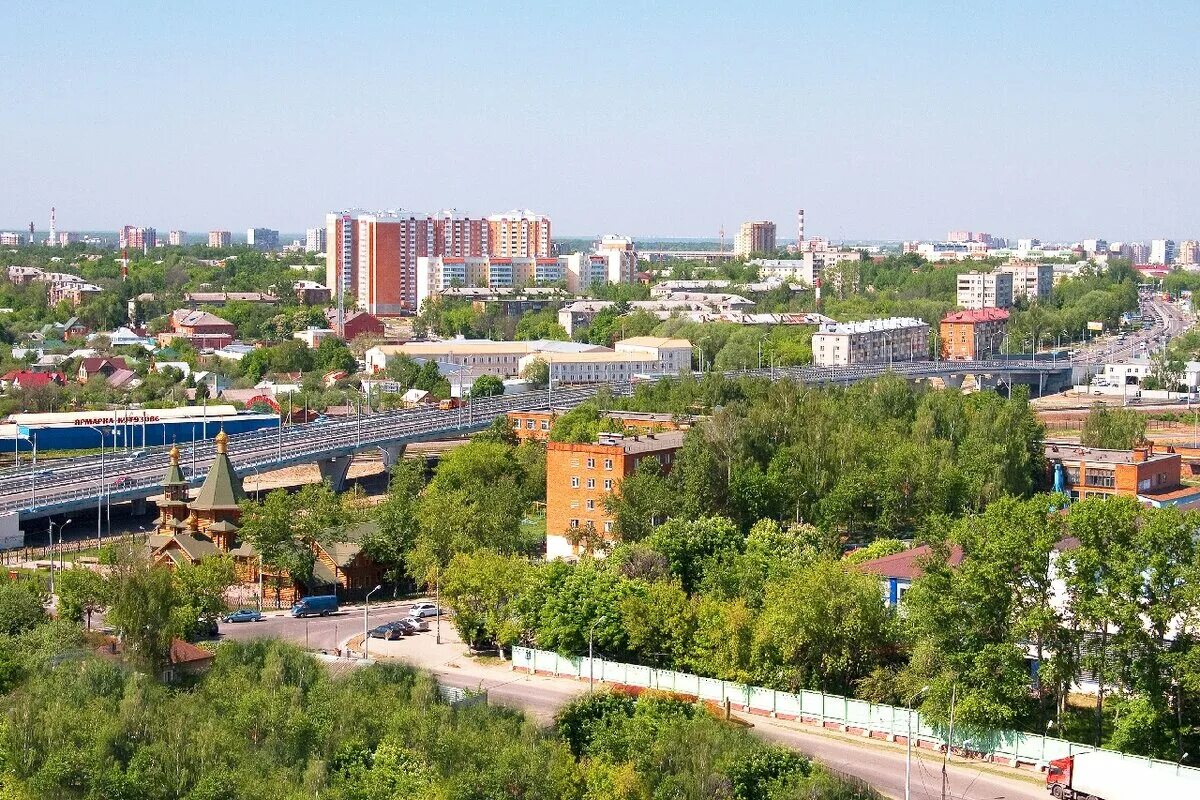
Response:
[[217, 598, 445, 654]]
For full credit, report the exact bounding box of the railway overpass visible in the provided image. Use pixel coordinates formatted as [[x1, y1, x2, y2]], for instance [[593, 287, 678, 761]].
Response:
[[0, 358, 1071, 524]]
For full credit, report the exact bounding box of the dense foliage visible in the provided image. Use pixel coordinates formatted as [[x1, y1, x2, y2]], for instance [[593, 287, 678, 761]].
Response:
[[593, 374, 1044, 538], [0, 636, 877, 800]]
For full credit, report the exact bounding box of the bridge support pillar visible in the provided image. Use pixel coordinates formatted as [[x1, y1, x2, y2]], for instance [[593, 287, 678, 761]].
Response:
[[130, 498, 147, 517], [316, 455, 354, 491], [943, 373, 965, 389], [380, 444, 405, 469]]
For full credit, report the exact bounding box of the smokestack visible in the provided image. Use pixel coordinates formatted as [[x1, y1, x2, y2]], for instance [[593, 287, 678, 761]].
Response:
[[49, 207, 56, 246], [28, 222, 34, 245], [797, 209, 805, 247]]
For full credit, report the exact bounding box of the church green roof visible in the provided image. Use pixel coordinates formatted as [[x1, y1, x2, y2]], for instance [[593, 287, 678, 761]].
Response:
[[189, 431, 247, 512]]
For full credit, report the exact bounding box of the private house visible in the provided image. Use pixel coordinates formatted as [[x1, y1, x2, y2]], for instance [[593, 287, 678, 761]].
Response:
[[77, 357, 130, 383]]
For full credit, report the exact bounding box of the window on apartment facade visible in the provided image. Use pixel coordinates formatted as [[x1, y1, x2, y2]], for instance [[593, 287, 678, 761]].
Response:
[[571, 477, 579, 488], [603, 521, 613, 533], [586, 458, 595, 468], [1084, 468, 1115, 488], [569, 519, 579, 528], [604, 479, 613, 491], [526, 420, 535, 429], [604, 458, 613, 470], [586, 499, 595, 510], [540, 420, 549, 430], [586, 478, 595, 489]]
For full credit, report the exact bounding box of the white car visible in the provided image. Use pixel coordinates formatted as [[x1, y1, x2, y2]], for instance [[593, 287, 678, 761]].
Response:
[[409, 602, 441, 618]]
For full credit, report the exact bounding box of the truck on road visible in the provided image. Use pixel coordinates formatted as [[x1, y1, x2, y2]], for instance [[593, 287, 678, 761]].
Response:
[[290, 595, 339, 617], [1046, 751, 1200, 799]]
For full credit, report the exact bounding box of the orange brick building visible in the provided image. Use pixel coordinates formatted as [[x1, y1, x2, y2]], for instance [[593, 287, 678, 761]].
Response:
[[546, 430, 686, 560], [939, 308, 1009, 360], [1044, 441, 1200, 507], [507, 409, 688, 442]]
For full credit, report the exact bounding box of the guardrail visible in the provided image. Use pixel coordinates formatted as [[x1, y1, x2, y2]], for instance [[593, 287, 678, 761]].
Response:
[[511, 646, 1200, 777]]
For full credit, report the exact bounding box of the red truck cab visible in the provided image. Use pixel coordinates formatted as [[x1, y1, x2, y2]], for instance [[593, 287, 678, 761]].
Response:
[[1046, 756, 1073, 796]]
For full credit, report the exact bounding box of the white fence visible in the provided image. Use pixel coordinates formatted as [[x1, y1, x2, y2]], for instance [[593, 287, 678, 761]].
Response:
[[511, 645, 1200, 777]]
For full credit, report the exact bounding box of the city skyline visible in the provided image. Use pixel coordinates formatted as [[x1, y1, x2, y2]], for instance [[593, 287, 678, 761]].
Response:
[[3, 1, 1197, 240]]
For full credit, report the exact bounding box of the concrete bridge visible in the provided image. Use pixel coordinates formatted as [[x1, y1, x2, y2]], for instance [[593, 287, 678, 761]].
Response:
[[0, 358, 1071, 523]]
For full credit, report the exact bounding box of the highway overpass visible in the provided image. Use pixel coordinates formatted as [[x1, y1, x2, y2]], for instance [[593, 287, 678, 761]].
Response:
[[0, 358, 1072, 523]]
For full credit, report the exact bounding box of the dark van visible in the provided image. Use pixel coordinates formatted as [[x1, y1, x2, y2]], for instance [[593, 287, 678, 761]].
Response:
[[291, 595, 338, 617]]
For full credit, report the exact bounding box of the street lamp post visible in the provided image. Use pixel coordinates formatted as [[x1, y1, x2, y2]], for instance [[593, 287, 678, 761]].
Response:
[[588, 615, 608, 691], [86, 426, 107, 548], [47, 518, 71, 597], [363, 584, 381, 660], [905, 686, 929, 800]]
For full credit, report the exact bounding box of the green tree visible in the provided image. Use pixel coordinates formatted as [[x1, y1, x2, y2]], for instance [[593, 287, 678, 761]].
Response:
[[441, 549, 533, 649], [470, 373, 505, 398], [0, 581, 46, 636], [54, 568, 109, 630], [1080, 403, 1147, 449], [754, 559, 897, 694], [106, 560, 181, 671], [522, 357, 549, 387]]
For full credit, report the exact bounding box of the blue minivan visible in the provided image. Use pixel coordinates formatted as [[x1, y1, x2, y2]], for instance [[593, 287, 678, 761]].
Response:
[[291, 595, 339, 617]]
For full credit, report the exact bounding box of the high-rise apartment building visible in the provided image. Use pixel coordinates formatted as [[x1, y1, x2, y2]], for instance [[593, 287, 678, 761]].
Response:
[[208, 230, 232, 248], [247, 228, 279, 251], [120, 226, 156, 253], [487, 209, 551, 258], [1130, 242, 1150, 264], [327, 208, 551, 315], [1177, 240, 1200, 266], [590, 235, 637, 284], [957, 271, 1013, 310], [734, 221, 777, 257], [1082, 238, 1108, 256], [999, 263, 1054, 301], [168, 230, 187, 246], [1149, 239, 1176, 265], [305, 227, 327, 254], [948, 230, 972, 243]]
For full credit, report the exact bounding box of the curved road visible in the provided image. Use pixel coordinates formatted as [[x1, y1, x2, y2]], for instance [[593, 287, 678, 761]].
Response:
[[221, 602, 1045, 800]]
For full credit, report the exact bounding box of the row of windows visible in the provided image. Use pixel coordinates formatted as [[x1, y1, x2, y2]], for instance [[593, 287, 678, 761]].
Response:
[[567, 519, 614, 533], [570, 457, 614, 470], [570, 477, 614, 491]]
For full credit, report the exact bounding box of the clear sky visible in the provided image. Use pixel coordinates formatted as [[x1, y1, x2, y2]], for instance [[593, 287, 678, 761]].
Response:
[[1, 1, 1196, 241]]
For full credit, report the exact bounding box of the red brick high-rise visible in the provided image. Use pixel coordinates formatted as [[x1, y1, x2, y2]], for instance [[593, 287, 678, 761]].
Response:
[[326, 209, 549, 316]]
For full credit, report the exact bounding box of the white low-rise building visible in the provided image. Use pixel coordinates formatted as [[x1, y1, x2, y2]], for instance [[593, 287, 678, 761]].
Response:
[[811, 317, 929, 366], [366, 336, 691, 383]]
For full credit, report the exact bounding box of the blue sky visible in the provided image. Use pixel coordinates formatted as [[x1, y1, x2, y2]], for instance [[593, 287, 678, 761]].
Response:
[[1, 1, 1196, 240]]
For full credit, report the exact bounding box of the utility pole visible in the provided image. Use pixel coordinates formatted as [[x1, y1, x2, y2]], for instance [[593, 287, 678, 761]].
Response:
[[941, 684, 956, 800]]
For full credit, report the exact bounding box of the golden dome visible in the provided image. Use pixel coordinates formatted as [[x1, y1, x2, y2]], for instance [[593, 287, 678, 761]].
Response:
[[169, 443, 181, 463], [214, 428, 228, 454]]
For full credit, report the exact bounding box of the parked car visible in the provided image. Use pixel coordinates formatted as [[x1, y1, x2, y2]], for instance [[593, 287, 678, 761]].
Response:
[[409, 602, 441, 618], [223, 608, 263, 623], [369, 623, 400, 639], [403, 616, 430, 632], [389, 619, 418, 637]]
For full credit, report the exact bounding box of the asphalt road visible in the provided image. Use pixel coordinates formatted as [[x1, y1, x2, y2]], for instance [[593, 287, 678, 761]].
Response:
[[232, 603, 1046, 800], [217, 600, 424, 652]]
